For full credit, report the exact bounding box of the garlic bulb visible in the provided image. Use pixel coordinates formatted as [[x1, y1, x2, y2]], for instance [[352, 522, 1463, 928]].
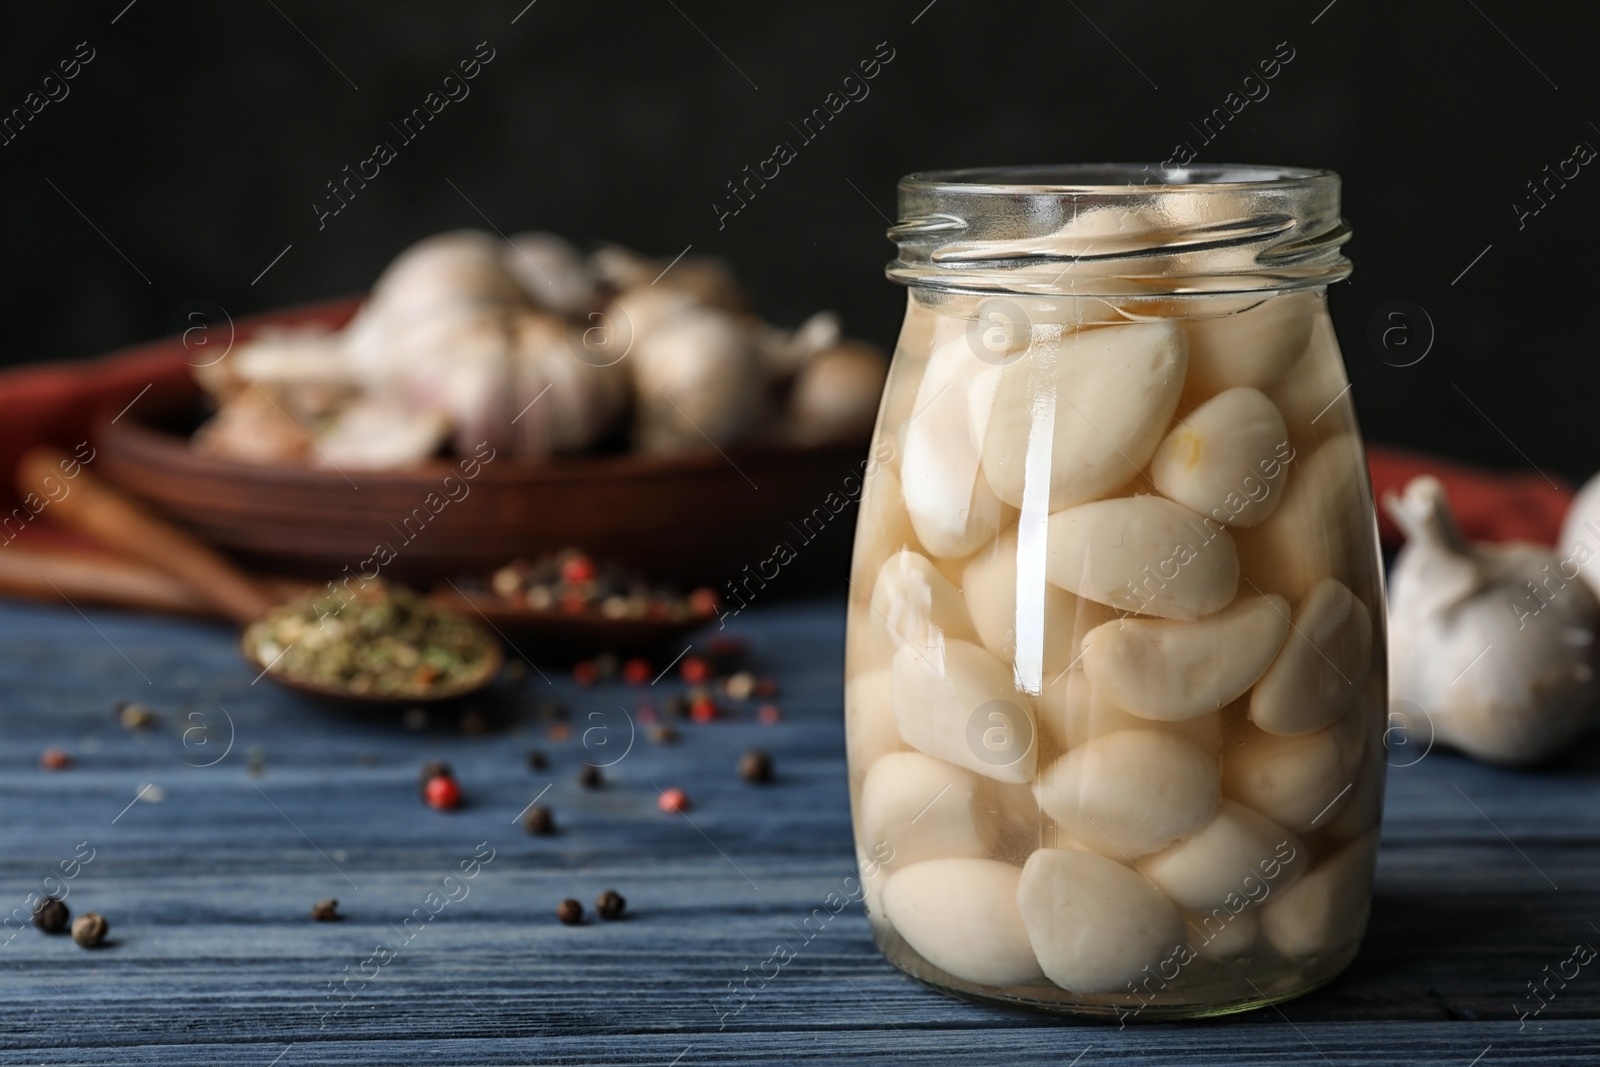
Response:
[[785, 341, 889, 446], [1387, 475, 1600, 765], [502, 231, 602, 317], [507, 312, 630, 459], [629, 306, 763, 453]]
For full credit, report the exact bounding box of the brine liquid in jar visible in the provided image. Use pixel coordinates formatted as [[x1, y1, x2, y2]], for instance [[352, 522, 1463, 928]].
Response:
[[845, 164, 1384, 1019]]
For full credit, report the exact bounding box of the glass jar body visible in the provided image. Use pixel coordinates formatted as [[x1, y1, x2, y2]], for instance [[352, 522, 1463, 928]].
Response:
[[844, 279, 1386, 1019]]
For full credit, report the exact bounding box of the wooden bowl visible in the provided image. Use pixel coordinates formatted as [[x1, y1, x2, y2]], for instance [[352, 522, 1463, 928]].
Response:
[[94, 305, 867, 588]]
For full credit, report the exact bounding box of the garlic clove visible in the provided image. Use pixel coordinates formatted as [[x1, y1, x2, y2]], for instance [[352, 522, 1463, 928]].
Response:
[[891, 639, 1038, 783], [900, 338, 1004, 559], [1222, 712, 1364, 833], [852, 465, 919, 591], [502, 231, 602, 317], [1258, 829, 1378, 961], [1033, 729, 1220, 859], [1234, 433, 1364, 604], [1080, 595, 1290, 721], [1388, 475, 1600, 765], [1184, 906, 1261, 962], [859, 752, 998, 870], [1250, 578, 1372, 736], [1150, 387, 1292, 528], [845, 667, 901, 772], [870, 550, 979, 655], [881, 859, 1044, 987], [1046, 495, 1240, 620], [1017, 847, 1187, 994], [1136, 800, 1307, 914], [1182, 290, 1316, 398], [1039, 667, 1225, 755], [971, 320, 1187, 512], [962, 529, 1081, 679], [1560, 471, 1600, 601], [1324, 733, 1386, 842]]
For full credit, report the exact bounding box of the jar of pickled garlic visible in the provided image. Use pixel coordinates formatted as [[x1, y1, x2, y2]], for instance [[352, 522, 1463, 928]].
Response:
[[845, 164, 1385, 1020]]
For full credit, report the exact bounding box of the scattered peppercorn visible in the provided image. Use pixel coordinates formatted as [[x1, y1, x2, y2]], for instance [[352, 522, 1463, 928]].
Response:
[[724, 672, 756, 701], [424, 774, 462, 811], [688, 587, 719, 617], [527, 749, 549, 772], [664, 694, 690, 721], [681, 655, 712, 684], [739, 749, 775, 784], [71, 912, 108, 948], [40, 748, 71, 771], [310, 899, 340, 922], [460, 710, 488, 736], [573, 661, 599, 685], [523, 804, 556, 835], [578, 764, 603, 789], [115, 701, 156, 729], [536, 699, 570, 721], [658, 787, 690, 813], [556, 898, 583, 925], [622, 657, 652, 685], [418, 760, 453, 798], [547, 722, 572, 742], [560, 554, 597, 585], [595, 889, 627, 921], [690, 696, 717, 723], [593, 653, 619, 680], [648, 724, 679, 745], [32, 897, 69, 934], [754, 678, 779, 699], [758, 704, 782, 725], [401, 707, 429, 731], [636, 705, 657, 726]]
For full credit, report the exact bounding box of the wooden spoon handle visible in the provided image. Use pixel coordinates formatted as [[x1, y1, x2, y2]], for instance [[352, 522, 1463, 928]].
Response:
[[0, 543, 216, 616], [16, 446, 276, 624]]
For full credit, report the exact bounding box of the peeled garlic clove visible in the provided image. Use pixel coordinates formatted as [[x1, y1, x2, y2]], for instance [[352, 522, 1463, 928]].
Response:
[[1017, 848, 1186, 994], [852, 465, 919, 591], [1235, 434, 1362, 604], [1324, 737, 1386, 841], [881, 859, 1043, 987], [1389, 475, 1600, 765], [962, 529, 1080, 678], [892, 639, 1037, 783], [1185, 906, 1260, 962], [1047, 495, 1239, 621], [1136, 800, 1306, 913], [972, 320, 1187, 511], [1033, 729, 1219, 859], [845, 668, 901, 771], [1182, 290, 1316, 397], [1081, 595, 1289, 721], [1259, 829, 1379, 960], [900, 338, 1003, 558], [870, 550, 978, 655], [859, 752, 996, 869], [1223, 714, 1363, 833], [1266, 312, 1349, 447], [1150, 387, 1292, 528], [1250, 578, 1372, 736]]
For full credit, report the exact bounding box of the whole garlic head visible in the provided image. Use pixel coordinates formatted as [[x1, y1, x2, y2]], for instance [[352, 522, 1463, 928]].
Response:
[[630, 307, 762, 453], [785, 340, 888, 446], [1387, 475, 1600, 765]]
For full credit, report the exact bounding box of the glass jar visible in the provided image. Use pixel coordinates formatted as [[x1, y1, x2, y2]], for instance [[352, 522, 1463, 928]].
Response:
[[844, 164, 1385, 1020]]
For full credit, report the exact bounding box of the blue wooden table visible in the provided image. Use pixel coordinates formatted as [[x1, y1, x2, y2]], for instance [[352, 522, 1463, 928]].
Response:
[[1, 596, 1597, 1065]]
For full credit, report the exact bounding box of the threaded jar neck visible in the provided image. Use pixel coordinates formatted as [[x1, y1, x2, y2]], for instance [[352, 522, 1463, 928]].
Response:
[[887, 164, 1351, 297]]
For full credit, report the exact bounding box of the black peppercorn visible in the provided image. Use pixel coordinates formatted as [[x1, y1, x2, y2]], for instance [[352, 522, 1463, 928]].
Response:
[[418, 760, 453, 799], [663, 694, 690, 721], [556, 899, 583, 925], [32, 897, 69, 934], [310, 899, 340, 922], [522, 804, 556, 836], [647, 725, 679, 745], [71, 912, 108, 948], [595, 889, 626, 921], [739, 749, 774, 784], [527, 749, 548, 772], [578, 764, 603, 789]]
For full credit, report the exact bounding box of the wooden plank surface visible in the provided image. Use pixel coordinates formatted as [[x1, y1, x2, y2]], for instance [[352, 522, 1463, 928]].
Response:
[[1, 598, 1598, 1065]]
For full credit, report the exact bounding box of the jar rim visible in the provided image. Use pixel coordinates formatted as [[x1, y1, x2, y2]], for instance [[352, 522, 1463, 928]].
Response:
[[889, 162, 1350, 296], [899, 163, 1338, 196]]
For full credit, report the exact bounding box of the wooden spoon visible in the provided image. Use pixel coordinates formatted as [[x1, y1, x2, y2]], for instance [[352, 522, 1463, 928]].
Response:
[[15, 446, 502, 705]]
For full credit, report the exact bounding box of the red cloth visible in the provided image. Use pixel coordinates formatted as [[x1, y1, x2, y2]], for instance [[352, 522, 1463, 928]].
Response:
[[0, 310, 1578, 551]]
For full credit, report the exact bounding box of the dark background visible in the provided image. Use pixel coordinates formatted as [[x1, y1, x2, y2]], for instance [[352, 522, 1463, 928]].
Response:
[[0, 1, 1592, 480]]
